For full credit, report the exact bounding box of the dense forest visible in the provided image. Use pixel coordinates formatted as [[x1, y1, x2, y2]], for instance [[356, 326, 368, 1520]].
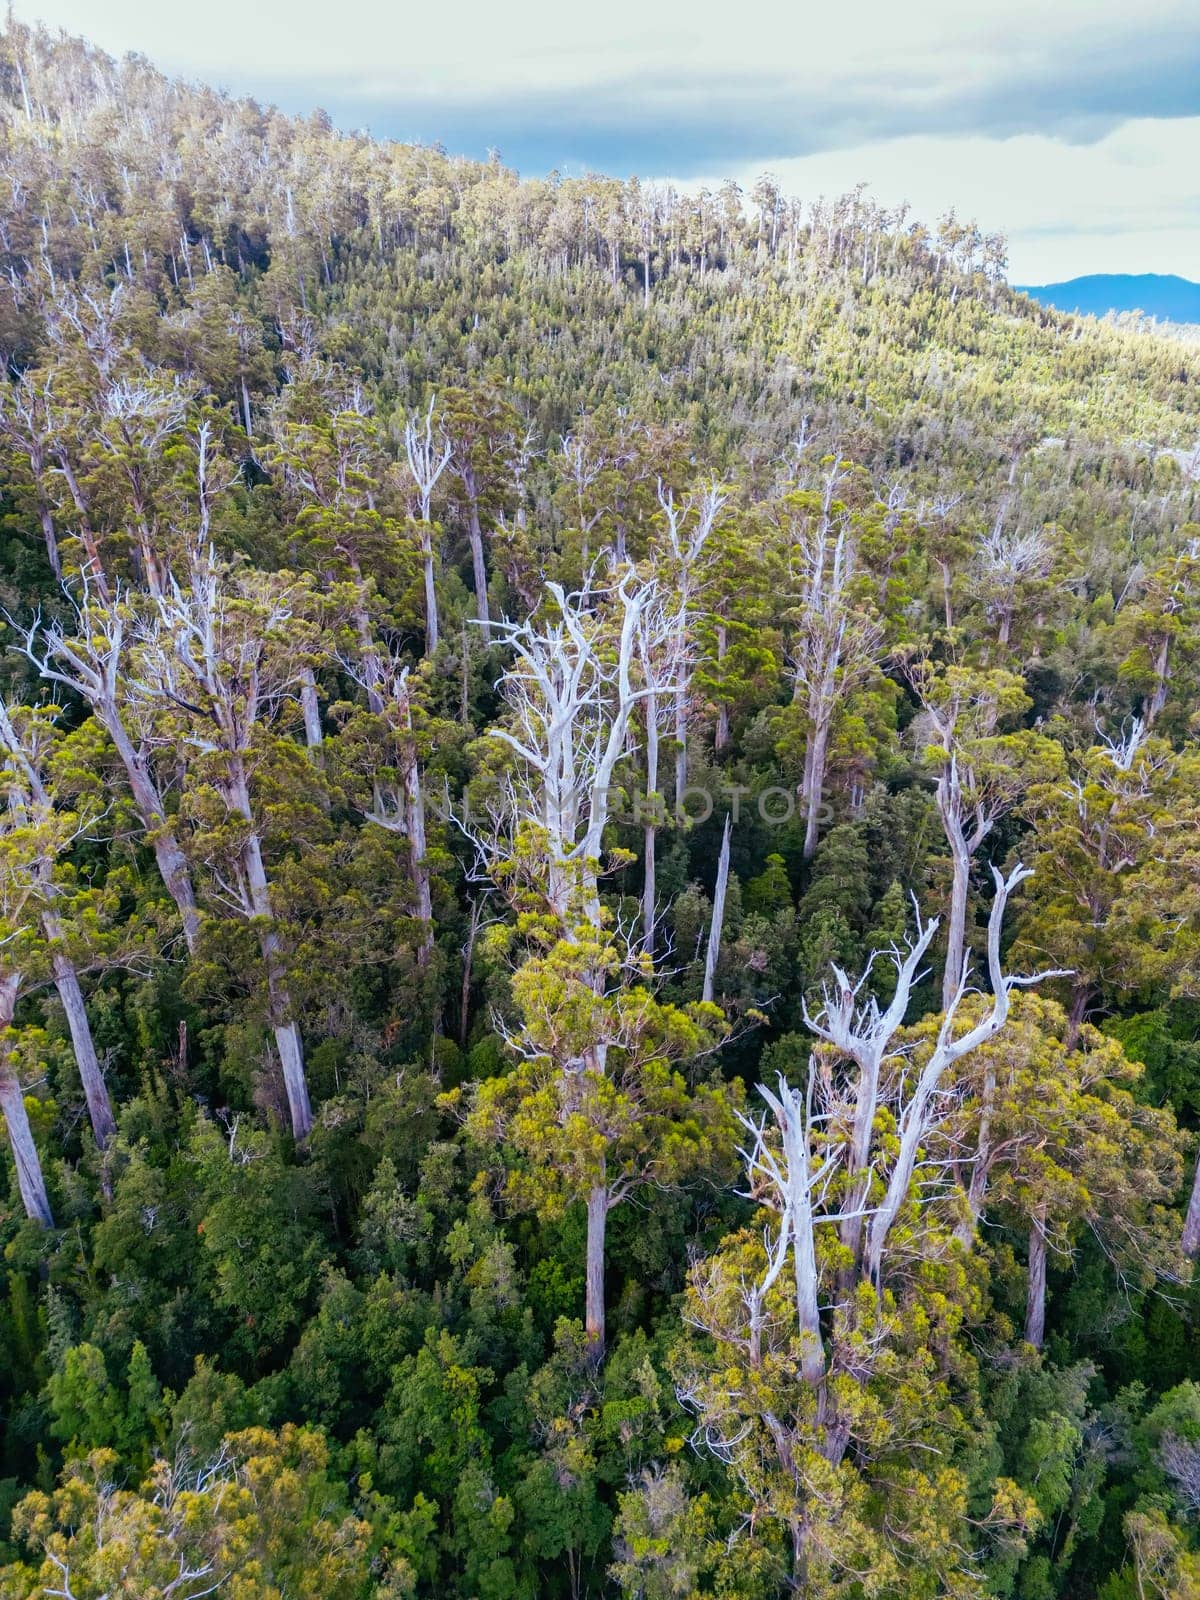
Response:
[[5, 16, 1200, 1598]]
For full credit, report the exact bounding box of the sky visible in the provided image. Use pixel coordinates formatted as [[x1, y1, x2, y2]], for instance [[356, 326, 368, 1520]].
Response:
[[16, 0, 1200, 283]]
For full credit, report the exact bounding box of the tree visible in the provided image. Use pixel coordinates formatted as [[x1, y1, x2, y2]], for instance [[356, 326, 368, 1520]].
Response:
[[0, 697, 115, 1147], [781, 466, 892, 859], [402, 395, 452, 653], [678, 866, 1053, 1585], [463, 573, 734, 1358], [129, 550, 322, 1139], [909, 660, 1063, 1008]]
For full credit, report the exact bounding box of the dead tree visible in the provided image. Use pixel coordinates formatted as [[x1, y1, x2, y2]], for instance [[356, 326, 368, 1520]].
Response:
[[403, 396, 452, 653], [18, 588, 203, 953], [131, 552, 317, 1140], [788, 463, 884, 859]]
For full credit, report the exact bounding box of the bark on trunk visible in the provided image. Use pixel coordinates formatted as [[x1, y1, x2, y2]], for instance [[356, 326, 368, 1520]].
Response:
[[466, 496, 490, 638], [403, 746, 434, 968], [801, 718, 830, 860], [943, 838, 970, 1011], [702, 814, 732, 1004], [673, 686, 688, 812], [1182, 1153, 1200, 1259], [0, 1066, 53, 1226], [714, 625, 730, 752], [37, 501, 61, 581], [0, 976, 53, 1225], [104, 710, 202, 953], [642, 694, 659, 958], [421, 525, 439, 653], [1025, 1205, 1048, 1349], [49, 943, 115, 1148], [238, 780, 312, 1141], [585, 1184, 608, 1362], [299, 668, 323, 753]]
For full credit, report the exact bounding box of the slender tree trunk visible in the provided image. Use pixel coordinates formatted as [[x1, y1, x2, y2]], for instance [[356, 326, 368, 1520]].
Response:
[[240, 377, 254, 443], [0, 977, 53, 1225], [1025, 1204, 1048, 1349], [459, 896, 482, 1049], [466, 495, 490, 638], [37, 500, 61, 581], [585, 1183, 608, 1361], [702, 814, 732, 1004], [943, 834, 970, 1011], [403, 745, 434, 967], [299, 668, 323, 754], [1182, 1154, 1200, 1259], [0, 1066, 53, 1226], [674, 685, 688, 811], [48, 941, 115, 1148], [239, 795, 312, 1141], [421, 523, 439, 653], [104, 710, 202, 953], [642, 694, 659, 958], [1064, 984, 1091, 1051], [714, 624, 730, 752], [802, 717, 830, 860]]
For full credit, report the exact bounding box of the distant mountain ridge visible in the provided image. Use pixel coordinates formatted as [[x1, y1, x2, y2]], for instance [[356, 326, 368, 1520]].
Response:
[[1015, 272, 1200, 323]]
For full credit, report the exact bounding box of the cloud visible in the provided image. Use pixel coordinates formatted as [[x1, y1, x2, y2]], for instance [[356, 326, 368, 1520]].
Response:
[[21, 0, 1200, 168]]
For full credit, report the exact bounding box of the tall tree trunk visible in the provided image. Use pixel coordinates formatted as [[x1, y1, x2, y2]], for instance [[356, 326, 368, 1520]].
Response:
[[299, 668, 323, 756], [1064, 984, 1091, 1051], [459, 896, 482, 1049], [674, 685, 688, 812], [421, 523, 439, 653], [585, 1183, 608, 1362], [1182, 1154, 1200, 1259], [801, 717, 830, 860], [239, 796, 312, 1141], [36, 500, 61, 581], [104, 711, 202, 953], [1025, 1205, 1048, 1349], [466, 496, 490, 638], [942, 834, 970, 1011], [703, 814, 732, 1004], [403, 745, 434, 968], [0, 976, 53, 1225], [642, 693, 659, 958], [47, 939, 115, 1148], [714, 624, 730, 752]]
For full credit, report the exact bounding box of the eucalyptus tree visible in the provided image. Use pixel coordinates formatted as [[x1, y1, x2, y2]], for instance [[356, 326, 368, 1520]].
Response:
[[464, 573, 733, 1359], [128, 549, 322, 1140]]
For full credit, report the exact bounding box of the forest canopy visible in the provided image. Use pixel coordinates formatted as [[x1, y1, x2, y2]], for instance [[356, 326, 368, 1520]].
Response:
[[1, 16, 1200, 1600]]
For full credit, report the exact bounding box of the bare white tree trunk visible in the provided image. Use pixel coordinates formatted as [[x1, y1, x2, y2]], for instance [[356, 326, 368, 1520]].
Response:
[[0, 976, 53, 1226], [1025, 1204, 1048, 1349], [1182, 1155, 1200, 1259], [21, 613, 204, 954], [241, 811, 312, 1141], [702, 814, 732, 1004], [299, 667, 323, 753], [942, 812, 972, 1012], [585, 1184, 608, 1361], [48, 939, 115, 1148], [404, 399, 452, 655], [465, 484, 491, 639]]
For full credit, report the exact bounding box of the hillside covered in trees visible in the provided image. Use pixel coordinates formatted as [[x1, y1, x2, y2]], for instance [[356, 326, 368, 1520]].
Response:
[[6, 17, 1200, 1599]]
